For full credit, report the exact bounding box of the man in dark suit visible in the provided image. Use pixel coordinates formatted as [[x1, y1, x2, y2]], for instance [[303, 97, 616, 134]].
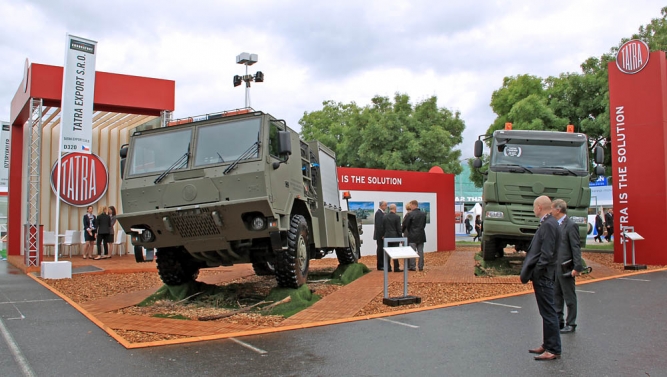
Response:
[[604, 209, 614, 242], [551, 199, 583, 334], [373, 201, 388, 271], [382, 203, 402, 272], [402, 200, 427, 271], [520, 195, 562, 361], [594, 211, 605, 243]]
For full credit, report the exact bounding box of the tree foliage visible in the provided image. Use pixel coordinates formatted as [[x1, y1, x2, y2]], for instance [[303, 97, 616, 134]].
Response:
[[470, 7, 667, 187], [299, 93, 465, 174]]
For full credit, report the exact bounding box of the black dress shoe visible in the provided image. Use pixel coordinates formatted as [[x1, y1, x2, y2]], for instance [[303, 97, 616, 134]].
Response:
[[408, 268, 417, 271], [394, 269, 403, 272], [560, 325, 576, 334]]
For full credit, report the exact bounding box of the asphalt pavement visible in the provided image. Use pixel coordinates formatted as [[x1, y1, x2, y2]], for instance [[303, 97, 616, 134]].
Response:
[[1, 258, 665, 377]]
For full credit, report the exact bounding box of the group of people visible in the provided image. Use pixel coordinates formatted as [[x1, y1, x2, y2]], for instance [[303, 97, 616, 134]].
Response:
[[593, 209, 614, 242], [520, 195, 585, 361], [372, 200, 427, 272], [82, 205, 118, 260]]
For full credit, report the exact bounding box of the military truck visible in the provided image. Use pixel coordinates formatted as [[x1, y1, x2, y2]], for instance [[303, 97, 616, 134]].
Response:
[[472, 124, 604, 261], [116, 109, 361, 288]]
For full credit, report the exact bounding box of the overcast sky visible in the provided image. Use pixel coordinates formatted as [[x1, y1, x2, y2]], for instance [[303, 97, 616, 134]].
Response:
[[1, 0, 664, 159]]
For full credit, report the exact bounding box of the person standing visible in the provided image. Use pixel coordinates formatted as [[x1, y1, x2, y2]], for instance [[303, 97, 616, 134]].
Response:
[[94, 206, 112, 260], [594, 211, 605, 243], [473, 215, 483, 242], [402, 200, 427, 271], [82, 205, 97, 259], [373, 201, 388, 271], [383, 203, 402, 272], [520, 195, 562, 361], [551, 199, 582, 334], [108, 206, 117, 256], [464, 216, 472, 235], [604, 209, 614, 242]]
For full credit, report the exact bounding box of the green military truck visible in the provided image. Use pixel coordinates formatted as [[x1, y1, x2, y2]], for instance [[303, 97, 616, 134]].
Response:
[[472, 126, 604, 261], [116, 109, 361, 288]]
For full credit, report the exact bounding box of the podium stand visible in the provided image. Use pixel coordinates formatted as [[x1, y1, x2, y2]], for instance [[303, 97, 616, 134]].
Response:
[[621, 226, 646, 270], [383, 237, 421, 306]]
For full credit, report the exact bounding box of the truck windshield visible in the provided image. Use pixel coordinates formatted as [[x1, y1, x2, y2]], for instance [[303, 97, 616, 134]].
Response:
[[490, 139, 588, 174], [129, 129, 192, 176], [194, 118, 261, 167]]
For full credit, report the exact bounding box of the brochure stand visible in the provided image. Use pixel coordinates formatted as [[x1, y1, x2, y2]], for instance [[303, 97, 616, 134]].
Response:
[[383, 237, 421, 306], [621, 226, 646, 270]]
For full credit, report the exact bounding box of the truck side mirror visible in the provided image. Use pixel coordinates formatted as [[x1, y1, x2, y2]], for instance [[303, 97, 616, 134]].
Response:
[[595, 165, 605, 176], [473, 158, 482, 169], [594, 145, 604, 164], [474, 140, 483, 158], [273, 131, 292, 169], [278, 131, 292, 156], [119, 144, 129, 178]]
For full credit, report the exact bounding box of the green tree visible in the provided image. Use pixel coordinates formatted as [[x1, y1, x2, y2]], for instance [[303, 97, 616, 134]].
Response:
[[299, 93, 465, 174]]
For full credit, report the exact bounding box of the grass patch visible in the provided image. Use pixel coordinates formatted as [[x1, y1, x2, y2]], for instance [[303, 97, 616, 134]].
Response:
[[139, 281, 262, 309], [474, 252, 522, 277], [265, 284, 320, 318], [330, 263, 370, 285], [0, 249, 6, 259], [456, 241, 481, 246], [582, 241, 614, 251]]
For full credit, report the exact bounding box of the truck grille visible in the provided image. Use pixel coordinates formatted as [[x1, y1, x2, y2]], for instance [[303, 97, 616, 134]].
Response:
[[171, 214, 221, 238], [510, 209, 540, 225]]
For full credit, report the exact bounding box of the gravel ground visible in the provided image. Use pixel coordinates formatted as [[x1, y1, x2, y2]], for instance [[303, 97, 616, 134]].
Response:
[[37, 247, 665, 344]]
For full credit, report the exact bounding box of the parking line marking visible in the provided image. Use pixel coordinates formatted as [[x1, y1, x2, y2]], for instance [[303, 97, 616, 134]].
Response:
[[481, 301, 522, 309], [618, 278, 651, 282], [230, 338, 267, 354], [0, 299, 63, 305], [376, 318, 420, 328], [576, 289, 595, 294], [0, 318, 36, 377]]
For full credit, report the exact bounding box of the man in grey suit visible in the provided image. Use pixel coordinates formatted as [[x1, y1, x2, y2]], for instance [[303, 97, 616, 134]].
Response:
[[551, 199, 583, 334], [382, 203, 402, 272], [373, 201, 388, 271], [520, 195, 562, 361]]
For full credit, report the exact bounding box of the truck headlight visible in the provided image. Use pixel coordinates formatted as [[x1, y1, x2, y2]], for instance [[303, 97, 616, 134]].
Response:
[[485, 211, 504, 219], [251, 216, 266, 231], [141, 229, 155, 242], [570, 216, 587, 224]]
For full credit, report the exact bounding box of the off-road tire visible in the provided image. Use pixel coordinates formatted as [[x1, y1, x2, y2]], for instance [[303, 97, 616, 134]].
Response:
[[336, 223, 360, 264], [156, 247, 201, 286], [134, 246, 145, 263], [275, 215, 309, 288], [482, 238, 499, 261]]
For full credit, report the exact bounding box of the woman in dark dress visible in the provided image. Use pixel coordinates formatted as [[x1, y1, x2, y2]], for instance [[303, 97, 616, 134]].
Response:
[[94, 206, 112, 260], [108, 206, 117, 255], [82, 205, 96, 259]]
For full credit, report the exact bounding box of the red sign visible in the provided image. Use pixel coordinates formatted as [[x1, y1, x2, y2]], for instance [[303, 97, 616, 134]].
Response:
[[50, 152, 109, 207], [616, 39, 650, 74]]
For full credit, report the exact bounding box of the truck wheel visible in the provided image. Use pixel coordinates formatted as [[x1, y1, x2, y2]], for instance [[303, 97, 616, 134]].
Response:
[[482, 239, 498, 261], [276, 215, 309, 288], [156, 247, 200, 286], [252, 259, 276, 276], [336, 223, 360, 264], [134, 246, 145, 263]]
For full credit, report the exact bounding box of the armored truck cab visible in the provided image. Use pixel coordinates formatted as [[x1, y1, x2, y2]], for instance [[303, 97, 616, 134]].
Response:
[[117, 109, 361, 288]]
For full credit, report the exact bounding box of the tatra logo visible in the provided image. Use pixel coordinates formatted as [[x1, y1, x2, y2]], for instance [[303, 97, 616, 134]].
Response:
[[50, 153, 109, 207], [616, 39, 650, 74]]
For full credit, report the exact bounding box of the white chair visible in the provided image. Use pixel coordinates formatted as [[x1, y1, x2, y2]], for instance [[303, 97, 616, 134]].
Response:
[[43, 231, 56, 256], [61, 230, 81, 258], [113, 229, 127, 256]]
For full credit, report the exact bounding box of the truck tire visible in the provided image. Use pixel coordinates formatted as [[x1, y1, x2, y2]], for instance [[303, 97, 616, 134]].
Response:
[[482, 239, 499, 261], [156, 247, 200, 286], [275, 215, 309, 288], [336, 223, 360, 264]]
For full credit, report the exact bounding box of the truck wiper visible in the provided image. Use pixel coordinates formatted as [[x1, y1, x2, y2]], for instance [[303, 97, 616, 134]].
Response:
[[154, 143, 190, 184], [495, 163, 533, 174], [544, 166, 577, 176], [223, 141, 260, 175]]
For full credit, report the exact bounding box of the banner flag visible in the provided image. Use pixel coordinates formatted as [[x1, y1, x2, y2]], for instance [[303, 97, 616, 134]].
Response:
[[60, 34, 97, 154], [0, 122, 9, 189]]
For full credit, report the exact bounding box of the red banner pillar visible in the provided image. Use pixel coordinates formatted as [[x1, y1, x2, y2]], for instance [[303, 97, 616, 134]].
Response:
[[608, 49, 667, 265]]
